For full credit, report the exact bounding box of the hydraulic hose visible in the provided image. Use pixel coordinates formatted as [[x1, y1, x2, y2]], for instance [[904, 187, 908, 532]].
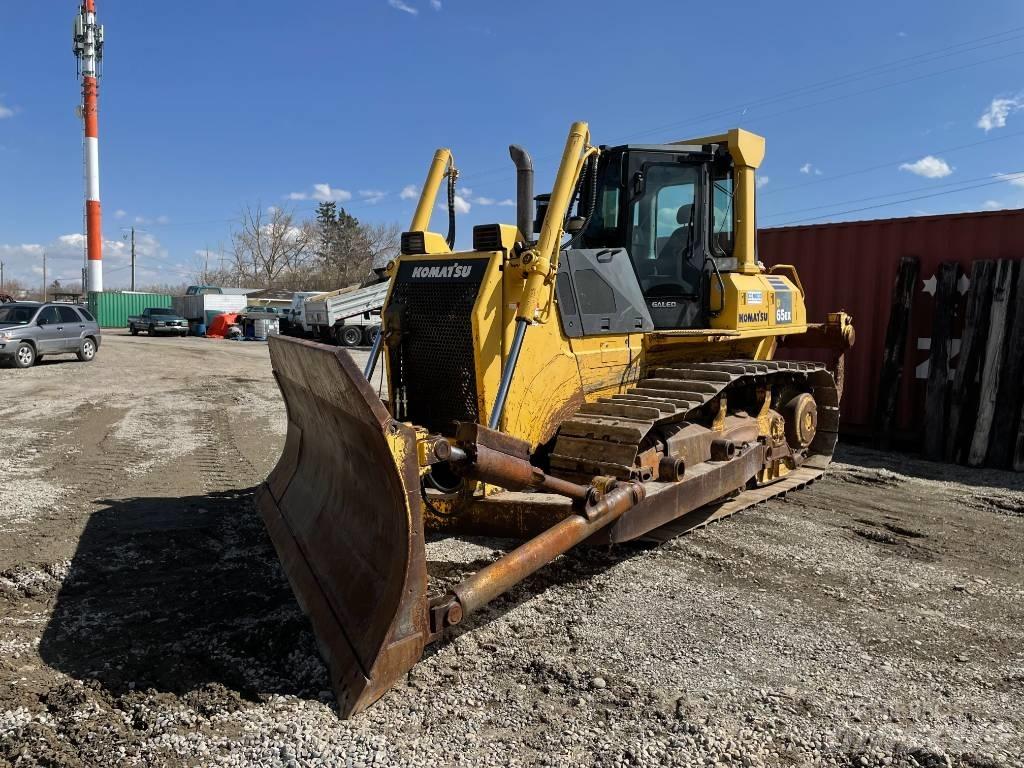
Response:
[[446, 167, 458, 250], [564, 153, 599, 251]]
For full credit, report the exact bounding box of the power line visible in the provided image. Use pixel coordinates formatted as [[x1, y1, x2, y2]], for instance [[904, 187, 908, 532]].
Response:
[[762, 129, 1024, 197], [775, 174, 1023, 226], [158, 27, 1024, 238], [763, 169, 1024, 219], [102, 24, 1024, 255], [458, 35, 1024, 193]]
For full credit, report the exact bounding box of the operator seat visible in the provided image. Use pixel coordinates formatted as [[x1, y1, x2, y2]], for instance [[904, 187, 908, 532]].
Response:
[[646, 204, 702, 296]]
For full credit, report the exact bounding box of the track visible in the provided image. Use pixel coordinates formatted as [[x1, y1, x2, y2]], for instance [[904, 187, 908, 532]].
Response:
[[548, 359, 840, 536]]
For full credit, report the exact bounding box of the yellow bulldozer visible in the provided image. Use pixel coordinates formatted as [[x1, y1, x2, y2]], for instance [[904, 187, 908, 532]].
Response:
[[258, 122, 854, 717]]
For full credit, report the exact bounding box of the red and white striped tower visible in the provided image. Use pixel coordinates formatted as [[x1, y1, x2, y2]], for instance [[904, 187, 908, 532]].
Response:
[[73, 0, 104, 292]]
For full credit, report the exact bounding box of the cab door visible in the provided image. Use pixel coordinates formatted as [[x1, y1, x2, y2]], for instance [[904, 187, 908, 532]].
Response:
[[624, 155, 709, 330], [34, 307, 65, 353]]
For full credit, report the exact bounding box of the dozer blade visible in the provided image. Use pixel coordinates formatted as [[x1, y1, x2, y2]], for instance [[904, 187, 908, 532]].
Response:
[[257, 335, 429, 717]]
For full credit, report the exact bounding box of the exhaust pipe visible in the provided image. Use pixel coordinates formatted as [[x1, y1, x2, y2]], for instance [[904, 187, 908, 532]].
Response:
[[508, 144, 533, 241]]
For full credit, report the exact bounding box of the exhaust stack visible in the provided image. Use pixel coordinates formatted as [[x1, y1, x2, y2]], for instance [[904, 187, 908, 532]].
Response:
[[508, 144, 533, 241]]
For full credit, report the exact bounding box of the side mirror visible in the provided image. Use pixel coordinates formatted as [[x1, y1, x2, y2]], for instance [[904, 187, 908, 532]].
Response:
[[632, 171, 645, 197]]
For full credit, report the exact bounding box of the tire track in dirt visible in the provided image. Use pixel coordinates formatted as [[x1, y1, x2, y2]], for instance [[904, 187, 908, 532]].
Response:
[[53, 404, 134, 502], [188, 387, 260, 495]]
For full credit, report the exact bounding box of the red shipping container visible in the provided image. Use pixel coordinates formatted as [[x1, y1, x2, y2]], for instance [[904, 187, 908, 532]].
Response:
[[759, 209, 1024, 438]]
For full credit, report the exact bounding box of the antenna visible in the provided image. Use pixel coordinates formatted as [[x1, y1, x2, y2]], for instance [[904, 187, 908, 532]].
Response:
[[72, 0, 105, 292]]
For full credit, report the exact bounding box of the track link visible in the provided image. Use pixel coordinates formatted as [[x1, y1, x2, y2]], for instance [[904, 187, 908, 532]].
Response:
[[548, 360, 839, 530]]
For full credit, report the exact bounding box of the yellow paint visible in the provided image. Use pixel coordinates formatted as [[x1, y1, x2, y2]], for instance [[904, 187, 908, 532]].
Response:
[[377, 122, 839, 459], [410, 148, 455, 234]]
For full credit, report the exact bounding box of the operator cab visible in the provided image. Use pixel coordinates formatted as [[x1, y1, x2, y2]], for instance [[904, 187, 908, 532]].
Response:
[[563, 143, 737, 331]]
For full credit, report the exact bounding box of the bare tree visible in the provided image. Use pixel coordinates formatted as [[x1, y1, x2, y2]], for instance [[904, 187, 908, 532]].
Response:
[[190, 203, 399, 292], [364, 222, 401, 274], [229, 205, 316, 289], [0, 278, 34, 301]]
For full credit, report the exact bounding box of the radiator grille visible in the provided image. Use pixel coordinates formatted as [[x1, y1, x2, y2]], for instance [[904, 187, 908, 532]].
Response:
[[387, 259, 487, 434]]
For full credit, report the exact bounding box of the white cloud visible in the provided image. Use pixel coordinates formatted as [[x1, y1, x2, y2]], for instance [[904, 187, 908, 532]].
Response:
[[0, 101, 14, 119], [388, 0, 418, 14], [498, 199, 516, 207], [358, 189, 387, 204], [982, 200, 1003, 210], [799, 163, 822, 176], [897, 31, 908, 38], [267, 205, 279, 214], [430, 0, 442, 8], [474, 196, 496, 206], [0, 230, 173, 289], [899, 155, 953, 178], [134, 215, 148, 224], [114, 209, 127, 219], [399, 184, 419, 200], [756, 175, 770, 189], [977, 96, 1022, 132], [288, 183, 352, 202], [439, 195, 471, 214], [994, 171, 1024, 188], [156, 214, 170, 224]]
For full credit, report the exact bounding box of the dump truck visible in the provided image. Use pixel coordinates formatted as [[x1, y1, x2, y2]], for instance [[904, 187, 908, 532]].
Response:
[[280, 291, 325, 337], [303, 280, 388, 346], [258, 122, 854, 717]]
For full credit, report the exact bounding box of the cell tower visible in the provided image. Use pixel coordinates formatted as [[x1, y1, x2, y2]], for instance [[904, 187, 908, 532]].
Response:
[[72, 1, 104, 292]]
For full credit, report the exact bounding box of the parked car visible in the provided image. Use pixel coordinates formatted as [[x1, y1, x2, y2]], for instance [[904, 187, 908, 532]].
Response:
[[0, 301, 101, 368], [128, 307, 189, 336]]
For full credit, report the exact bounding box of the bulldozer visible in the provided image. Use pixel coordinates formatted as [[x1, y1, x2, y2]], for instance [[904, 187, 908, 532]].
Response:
[[257, 122, 854, 718]]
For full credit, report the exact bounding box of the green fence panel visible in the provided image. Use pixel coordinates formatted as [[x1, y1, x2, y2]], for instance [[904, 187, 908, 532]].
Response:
[[87, 292, 172, 328]]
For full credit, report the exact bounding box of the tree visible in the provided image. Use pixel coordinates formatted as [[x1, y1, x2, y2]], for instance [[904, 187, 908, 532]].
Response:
[[190, 203, 400, 292], [0, 278, 31, 300], [229, 205, 316, 289]]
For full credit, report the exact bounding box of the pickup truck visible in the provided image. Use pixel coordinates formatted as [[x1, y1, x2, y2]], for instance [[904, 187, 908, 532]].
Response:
[[128, 307, 189, 336]]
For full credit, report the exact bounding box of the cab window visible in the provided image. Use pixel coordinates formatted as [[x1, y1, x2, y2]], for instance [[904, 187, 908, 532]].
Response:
[[37, 307, 60, 326], [629, 163, 701, 297], [712, 172, 735, 256]]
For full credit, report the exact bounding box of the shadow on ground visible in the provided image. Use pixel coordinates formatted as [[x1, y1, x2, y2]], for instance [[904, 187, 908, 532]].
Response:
[[39, 488, 330, 702], [39, 488, 649, 704]]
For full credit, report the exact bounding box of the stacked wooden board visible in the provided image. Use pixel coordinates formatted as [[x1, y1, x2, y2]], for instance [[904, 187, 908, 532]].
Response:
[[878, 258, 1024, 470]]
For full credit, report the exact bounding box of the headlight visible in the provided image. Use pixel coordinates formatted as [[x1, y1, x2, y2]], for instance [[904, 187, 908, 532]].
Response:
[[0, 330, 13, 339]]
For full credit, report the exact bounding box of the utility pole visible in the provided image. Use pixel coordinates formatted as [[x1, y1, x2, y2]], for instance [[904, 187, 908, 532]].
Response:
[[0, 260, 4, 291], [42, 252, 47, 301], [130, 225, 136, 291]]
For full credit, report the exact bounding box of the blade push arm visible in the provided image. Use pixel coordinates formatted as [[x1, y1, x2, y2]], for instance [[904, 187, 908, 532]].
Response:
[[488, 122, 597, 430], [410, 148, 457, 234], [515, 121, 598, 325]]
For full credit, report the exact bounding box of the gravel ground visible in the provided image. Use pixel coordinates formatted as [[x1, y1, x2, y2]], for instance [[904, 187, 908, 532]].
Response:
[[1, 333, 1022, 767]]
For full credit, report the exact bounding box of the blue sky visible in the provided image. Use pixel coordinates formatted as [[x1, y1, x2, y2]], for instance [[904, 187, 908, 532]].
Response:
[[1, 0, 1023, 289]]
